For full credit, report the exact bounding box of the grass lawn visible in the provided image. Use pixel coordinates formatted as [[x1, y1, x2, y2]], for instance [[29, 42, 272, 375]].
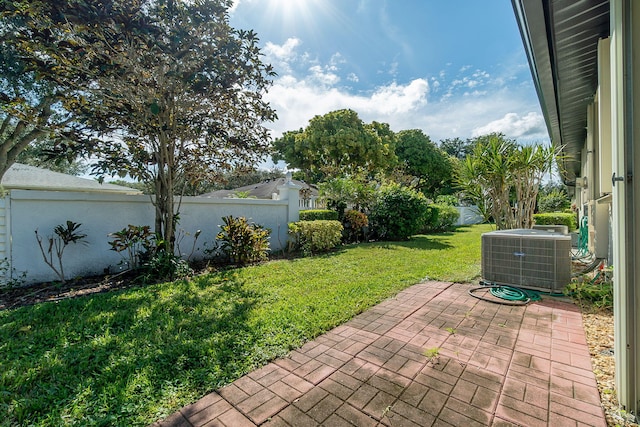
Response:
[[0, 224, 492, 426]]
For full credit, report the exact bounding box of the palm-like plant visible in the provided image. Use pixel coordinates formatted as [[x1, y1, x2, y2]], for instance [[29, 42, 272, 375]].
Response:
[[456, 133, 559, 230]]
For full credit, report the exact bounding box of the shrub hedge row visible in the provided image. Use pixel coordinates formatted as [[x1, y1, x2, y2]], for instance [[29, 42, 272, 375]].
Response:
[[533, 212, 578, 230]]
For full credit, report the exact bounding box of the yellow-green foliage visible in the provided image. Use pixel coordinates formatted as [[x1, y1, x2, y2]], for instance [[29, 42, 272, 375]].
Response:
[[288, 220, 343, 254]]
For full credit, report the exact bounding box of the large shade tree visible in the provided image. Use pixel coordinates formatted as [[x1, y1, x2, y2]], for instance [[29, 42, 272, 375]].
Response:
[[6, 0, 277, 251], [0, 2, 94, 179], [272, 109, 396, 182], [88, 0, 277, 251], [395, 129, 453, 197]]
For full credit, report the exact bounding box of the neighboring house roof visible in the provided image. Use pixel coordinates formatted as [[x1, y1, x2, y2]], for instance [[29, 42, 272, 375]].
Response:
[[199, 178, 318, 199], [1, 163, 142, 194]]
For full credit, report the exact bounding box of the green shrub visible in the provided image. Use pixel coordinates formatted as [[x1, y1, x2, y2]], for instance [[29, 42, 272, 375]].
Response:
[[423, 204, 460, 232], [140, 250, 193, 283], [299, 209, 339, 221], [216, 216, 271, 265], [343, 209, 369, 243], [288, 220, 343, 254], [108, 224, 154, 269], [369, 184, 428, 240], [538, 188, 571, 213], [434, 195, 458, 206], [533, 212, 577, 230]]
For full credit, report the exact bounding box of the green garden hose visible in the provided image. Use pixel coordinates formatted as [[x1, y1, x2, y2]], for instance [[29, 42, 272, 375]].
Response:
[[573, 215, 590, 259], [468, 283, 542, 305], [492, 285, 541, 301]]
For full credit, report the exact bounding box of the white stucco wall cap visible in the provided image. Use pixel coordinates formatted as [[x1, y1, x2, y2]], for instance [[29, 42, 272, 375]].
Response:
[[1, 163, 142, 194]]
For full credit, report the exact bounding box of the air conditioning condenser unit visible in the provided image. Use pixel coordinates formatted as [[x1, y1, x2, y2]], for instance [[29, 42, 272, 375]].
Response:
[[481, 229, 572, 293]]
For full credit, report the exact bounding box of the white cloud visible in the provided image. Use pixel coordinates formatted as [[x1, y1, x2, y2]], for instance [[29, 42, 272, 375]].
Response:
[[472, 112, 547, 139], [308, 65, 340, 86], [264, 38, 301, 67], [347, 73, 359, 83], [258, 37, 548, 145], [368, 79, 428, 114], [265, 77, 428, 137], [264, 71, 548, 145]]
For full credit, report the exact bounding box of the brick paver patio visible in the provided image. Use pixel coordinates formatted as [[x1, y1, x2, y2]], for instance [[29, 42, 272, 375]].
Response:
[[153, 281, 606, 426]]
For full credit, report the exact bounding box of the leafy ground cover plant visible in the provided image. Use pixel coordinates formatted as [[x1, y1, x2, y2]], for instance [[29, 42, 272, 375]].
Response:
[[216, 215, 270, 265], [0, 258, 27, 289], [108, 225, 154, 269], [0, 224, 490, 426], [565, 264, 613, 309]]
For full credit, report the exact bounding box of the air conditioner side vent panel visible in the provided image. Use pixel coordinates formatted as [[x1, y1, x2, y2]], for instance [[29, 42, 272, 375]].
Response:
[[481, 229, 571, 293]]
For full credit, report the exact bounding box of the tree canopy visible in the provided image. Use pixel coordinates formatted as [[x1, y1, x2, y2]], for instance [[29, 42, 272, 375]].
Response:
[[395, 129, 453, 197], [272, 109, 396, 182], [4, 0, 277, 251], [0, 1, 91, 179], [439, 137, 474, 159]]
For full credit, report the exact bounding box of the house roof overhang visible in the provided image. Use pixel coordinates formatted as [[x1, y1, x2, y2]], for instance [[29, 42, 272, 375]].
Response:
[[511, 0, 610, 185]]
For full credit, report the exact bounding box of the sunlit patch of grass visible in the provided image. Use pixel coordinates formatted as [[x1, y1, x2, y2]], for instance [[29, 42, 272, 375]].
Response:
[[0, 224, 490, 426]]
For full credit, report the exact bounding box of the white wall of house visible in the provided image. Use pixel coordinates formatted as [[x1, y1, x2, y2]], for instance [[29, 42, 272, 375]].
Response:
[[3, 185, 299, 284]]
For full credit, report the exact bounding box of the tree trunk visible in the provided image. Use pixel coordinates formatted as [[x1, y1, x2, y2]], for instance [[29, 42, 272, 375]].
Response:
[[0, 98, 54, 180]]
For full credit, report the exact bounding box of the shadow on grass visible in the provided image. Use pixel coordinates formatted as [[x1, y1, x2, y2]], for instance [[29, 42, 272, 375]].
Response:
[[356, 235, 453, 251], [0, 270, 263, 426]]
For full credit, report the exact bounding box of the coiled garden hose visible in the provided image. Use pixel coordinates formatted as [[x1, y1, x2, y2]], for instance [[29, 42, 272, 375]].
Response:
[[468, 282, 542, 306]]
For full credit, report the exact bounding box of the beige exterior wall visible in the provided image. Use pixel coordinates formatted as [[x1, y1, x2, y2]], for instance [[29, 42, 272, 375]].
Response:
[[610, 0, 640, 412]]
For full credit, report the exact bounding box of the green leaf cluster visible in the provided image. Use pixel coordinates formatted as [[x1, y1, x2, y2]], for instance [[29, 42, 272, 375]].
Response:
[[216, 216, 271, 265], [288, 220, 343, 254], [272, 109, 396, 182], [565, 270, 613, 309], [369, 184, 429, 240], [422, 204, 460, 233], [538, 188, 571, 213], [396, 129, 453, 197]]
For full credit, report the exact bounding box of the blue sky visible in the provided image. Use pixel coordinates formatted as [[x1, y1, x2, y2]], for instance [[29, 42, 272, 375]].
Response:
[[229, 0, 549, 147]]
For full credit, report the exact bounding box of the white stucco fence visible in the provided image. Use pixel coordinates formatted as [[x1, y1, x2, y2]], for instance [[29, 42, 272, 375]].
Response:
[[455, 205, 484, 226], [0, 183, 300, 284]]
